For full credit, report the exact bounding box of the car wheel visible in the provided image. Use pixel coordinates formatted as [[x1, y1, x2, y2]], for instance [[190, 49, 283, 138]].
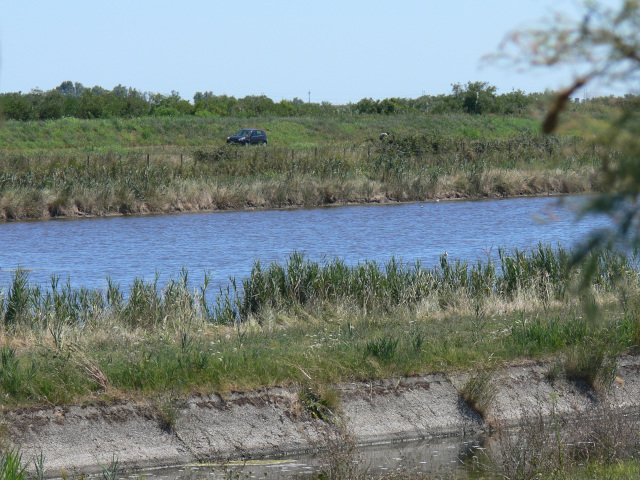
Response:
[[262, 140, 267, 145]]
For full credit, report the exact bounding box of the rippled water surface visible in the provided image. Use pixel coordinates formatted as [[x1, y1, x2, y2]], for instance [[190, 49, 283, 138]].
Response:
[[0, 196, 610, 291]]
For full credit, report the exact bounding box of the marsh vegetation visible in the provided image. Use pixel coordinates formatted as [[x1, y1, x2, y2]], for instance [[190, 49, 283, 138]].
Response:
[[0, 114, 606, 220], [0, 244, 636, 408]]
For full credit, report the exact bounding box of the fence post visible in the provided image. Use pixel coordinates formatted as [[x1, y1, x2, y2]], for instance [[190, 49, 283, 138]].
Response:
[[368, 146, 371, 157], [180, 153, 183, 168], [292, 149, 295, 161], [147, 153, 150, 167], [315, 147, 317, 159], [87, 155, 90, 167]]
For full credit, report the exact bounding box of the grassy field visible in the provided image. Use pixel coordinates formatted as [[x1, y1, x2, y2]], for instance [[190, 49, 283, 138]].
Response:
[[0, 114, 606, 220], [0, 114, 544, 151]]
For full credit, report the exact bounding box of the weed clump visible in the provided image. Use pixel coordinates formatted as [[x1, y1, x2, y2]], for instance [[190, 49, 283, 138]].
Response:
[[460, 368, 496, 418], [563, 341, 619, 392], [299, 385, 339, 422]]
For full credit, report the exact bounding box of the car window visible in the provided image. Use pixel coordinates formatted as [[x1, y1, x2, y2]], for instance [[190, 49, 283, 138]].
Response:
[[233, 129, 265, 137]]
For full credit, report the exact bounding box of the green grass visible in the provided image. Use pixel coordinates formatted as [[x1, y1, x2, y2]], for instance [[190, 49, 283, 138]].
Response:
[[0, 448, 27, 480], [0, 114, 545, 152], [0, 113, 608, 220], [0, 244, 637, 407], [0, 247, 638, 479], [562, 460, 640, 480]]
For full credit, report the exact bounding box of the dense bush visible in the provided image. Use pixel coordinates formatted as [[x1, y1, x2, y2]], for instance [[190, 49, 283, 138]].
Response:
[[1, 80, 627, 121]]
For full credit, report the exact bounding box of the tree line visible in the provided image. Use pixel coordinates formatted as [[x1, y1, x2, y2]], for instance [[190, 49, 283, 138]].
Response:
[[0, 80, 632, 121]]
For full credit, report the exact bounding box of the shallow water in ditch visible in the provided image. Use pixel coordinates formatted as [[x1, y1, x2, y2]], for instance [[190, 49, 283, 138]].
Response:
[[125, 435, 486, 479]]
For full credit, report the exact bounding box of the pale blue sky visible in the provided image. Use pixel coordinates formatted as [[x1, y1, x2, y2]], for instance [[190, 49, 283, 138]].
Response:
[[0, 0, 606, 104]]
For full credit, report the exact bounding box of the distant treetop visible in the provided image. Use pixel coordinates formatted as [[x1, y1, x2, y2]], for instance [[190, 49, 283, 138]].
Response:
[[0, 80, 630, 121]]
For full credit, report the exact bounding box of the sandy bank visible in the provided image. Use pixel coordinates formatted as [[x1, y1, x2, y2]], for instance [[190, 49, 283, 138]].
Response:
[[6, 356, 640, 478]]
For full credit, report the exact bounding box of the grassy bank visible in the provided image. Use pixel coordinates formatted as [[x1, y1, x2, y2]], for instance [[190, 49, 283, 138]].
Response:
[[0, 114, 544, 151], [0, 245, 638, 478], [0, 114, 606, 220], [0, 244, 637, 409]]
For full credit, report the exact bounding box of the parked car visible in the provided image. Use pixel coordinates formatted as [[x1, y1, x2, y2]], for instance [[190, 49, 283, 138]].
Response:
[[226, 128, 268, 146]]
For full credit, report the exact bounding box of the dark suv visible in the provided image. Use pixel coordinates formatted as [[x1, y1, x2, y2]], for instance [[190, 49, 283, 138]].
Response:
[[226, 128, 268, 146]]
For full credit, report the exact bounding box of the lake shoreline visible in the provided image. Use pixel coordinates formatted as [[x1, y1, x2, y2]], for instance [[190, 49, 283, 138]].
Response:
[[0, 187, 592, 224], [7, 355, 640, 478]]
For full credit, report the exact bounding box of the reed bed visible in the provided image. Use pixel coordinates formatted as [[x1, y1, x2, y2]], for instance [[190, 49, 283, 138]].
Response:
[[215, 244, 632, 322], [0, 244, 637, 408], [0, 137, 601, 220], [0, 113, 611, 220]]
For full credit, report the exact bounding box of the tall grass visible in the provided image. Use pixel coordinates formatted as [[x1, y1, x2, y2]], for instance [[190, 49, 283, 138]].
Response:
[[0, 244, 637, 406], [0, 114, 606, 220], [1, 244, 635, 327], [0, 243, 635, 333], [2, 151, 598, 220], [0, 448, 27, 480], [214, 245, 631, 324]]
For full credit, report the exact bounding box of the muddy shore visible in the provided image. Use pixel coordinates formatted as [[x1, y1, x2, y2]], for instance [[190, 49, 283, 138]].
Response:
[[6, 355, 640, 478]]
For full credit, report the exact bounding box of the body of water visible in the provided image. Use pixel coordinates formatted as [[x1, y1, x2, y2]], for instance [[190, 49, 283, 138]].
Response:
[[0, 195, 610, 292], [124, 435, 484, 480]]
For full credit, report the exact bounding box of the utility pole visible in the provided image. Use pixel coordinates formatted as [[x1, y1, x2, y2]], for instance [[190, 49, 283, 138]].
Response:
[[308, 90, 311, 103]]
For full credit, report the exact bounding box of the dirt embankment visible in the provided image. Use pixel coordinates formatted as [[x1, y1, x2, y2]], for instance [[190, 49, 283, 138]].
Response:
[[6, 356, 640, 478]]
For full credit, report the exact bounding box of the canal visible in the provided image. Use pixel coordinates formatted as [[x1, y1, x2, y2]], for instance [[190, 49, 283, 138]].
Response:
[[0, 195, 611, 293]]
